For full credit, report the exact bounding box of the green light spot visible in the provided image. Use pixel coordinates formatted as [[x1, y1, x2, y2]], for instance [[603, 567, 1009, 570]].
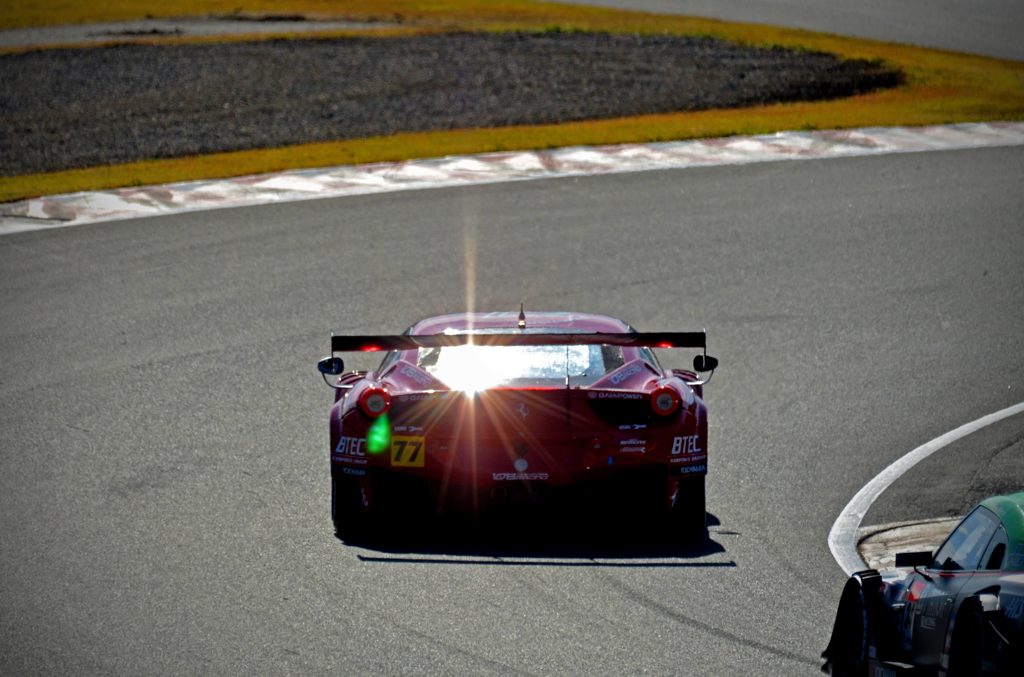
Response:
[[366, 415, 390, 454]]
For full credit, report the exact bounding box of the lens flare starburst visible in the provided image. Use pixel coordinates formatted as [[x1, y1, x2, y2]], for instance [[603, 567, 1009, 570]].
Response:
[[366, 414, 391, 454]]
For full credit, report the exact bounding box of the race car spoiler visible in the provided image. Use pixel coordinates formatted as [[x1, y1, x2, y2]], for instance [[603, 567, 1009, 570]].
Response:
[[330, 331, 706, 354]]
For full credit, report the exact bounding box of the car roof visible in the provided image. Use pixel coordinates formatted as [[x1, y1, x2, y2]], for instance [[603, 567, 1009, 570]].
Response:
[[980, 491, 1024, 569], [410, 311, 633, 335]]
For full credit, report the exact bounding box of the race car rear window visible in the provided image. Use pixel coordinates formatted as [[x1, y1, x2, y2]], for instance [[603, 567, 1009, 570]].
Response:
[[415, 328, 624, 391], [418, 343, 617, 391], [932, 507, 1000, 571], [982, 526, 1008, 570]]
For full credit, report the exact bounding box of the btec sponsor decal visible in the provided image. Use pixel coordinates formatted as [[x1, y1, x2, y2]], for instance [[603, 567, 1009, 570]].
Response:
[[331, 455, 369, 465], [609, 363, 642, 385], [670, 454, 707, 463], [671, 435, 701, 455], [492, 473, 549, 481], [335, 436, 365, 456], [400, 365, 433, 387], [342, 467, 367, 477]]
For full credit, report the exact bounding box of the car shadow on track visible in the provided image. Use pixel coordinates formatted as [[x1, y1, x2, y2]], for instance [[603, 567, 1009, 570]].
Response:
[[341, 512, 733, 566]]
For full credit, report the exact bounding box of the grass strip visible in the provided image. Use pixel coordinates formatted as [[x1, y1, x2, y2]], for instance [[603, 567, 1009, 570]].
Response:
[[2, 1, 1023, 203], [4, 1, 767, 32]]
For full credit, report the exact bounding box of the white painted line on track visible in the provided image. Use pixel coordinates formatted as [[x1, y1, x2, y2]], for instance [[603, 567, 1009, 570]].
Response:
[[828, 401, 1024, 576], [2, 121, 1023, 235]]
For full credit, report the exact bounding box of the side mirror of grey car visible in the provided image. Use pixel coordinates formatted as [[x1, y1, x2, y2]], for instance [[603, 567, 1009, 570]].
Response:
[[895, 551, 933, 568]]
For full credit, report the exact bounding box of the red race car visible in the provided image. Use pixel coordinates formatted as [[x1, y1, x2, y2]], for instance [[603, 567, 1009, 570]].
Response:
[[317, 310, 718, 542]]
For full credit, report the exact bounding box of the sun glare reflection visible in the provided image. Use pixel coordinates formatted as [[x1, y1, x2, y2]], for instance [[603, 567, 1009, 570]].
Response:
[[432, 345, 504, 393], [426, 344, 591, 393]]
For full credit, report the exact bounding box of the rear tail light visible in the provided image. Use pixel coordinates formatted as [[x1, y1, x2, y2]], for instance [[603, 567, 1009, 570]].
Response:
[[358, 387, 391, 417], [651, 386, 680, 416]]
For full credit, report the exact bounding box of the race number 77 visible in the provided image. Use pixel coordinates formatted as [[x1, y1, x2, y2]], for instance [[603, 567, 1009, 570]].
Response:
[[390, 436, 425, 467]]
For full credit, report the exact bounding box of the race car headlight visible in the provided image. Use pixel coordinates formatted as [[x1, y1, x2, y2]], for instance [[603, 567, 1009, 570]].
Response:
[[358, 387, 392, 418], [651, 386, 680, 416]]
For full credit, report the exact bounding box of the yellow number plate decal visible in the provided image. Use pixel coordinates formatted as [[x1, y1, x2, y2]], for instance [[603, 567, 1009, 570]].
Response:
[[390, 436, 426, 468]]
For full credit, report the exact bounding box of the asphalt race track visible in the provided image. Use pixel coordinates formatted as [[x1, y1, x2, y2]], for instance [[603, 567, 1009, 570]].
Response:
[[3, 144, 1023, 675], [2, 2, 1024, 675]]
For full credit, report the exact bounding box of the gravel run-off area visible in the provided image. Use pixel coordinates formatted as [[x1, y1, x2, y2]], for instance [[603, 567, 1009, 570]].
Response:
[[0, 31, 901, 177]]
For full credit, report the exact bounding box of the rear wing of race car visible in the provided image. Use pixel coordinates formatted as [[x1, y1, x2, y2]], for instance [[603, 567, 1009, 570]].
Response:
[[329, 331, 707, 353], [320, 330, 718, 382]]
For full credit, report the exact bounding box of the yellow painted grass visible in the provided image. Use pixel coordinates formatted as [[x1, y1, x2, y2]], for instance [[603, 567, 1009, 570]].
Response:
[[0, 1, 787, 32], [1, 1, 1022, 202]]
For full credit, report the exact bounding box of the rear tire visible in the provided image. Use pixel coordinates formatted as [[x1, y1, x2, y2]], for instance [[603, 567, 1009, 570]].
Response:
[[669, 475, 707, 543], [829, 583, 869, 677], [948, 597, 987, 677], [332, 477, 372, 542]]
